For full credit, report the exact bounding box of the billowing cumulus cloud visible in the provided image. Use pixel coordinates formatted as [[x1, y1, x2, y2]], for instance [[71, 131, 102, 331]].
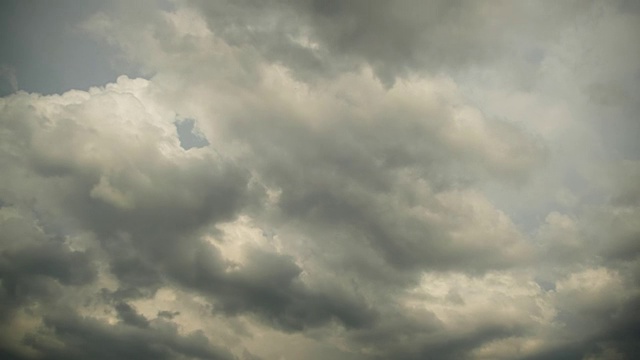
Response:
[[1, 1, 639, 359]]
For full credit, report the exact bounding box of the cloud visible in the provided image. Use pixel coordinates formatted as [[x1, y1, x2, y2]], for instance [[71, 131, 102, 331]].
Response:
[[1, 1, 640, 359], [33, 310, 235, 360], [189, 0, 589, 86]]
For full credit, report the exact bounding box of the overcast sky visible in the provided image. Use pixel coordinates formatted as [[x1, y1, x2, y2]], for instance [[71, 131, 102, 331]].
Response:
[[1, 1, 639, 359]]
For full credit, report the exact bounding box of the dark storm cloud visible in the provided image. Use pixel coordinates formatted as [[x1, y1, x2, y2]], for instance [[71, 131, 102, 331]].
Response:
[[0, 240, 95, 287], [0, 78, 381, 354], [521, 293, 640, 360], [221, 79, 538, 276], [189, 0, 584, 84], [0, 82, 246, 357], [115, 302, 150, 328], [0, 218, 96, 287], [336, 299, 535, 360], [157, 310, 180, 320], [0, 206, 235, 360], [157, 236, 376, 332], [218, 247, 376, 331], [26, 310, 235, 360], [0, 6, 546, 354], [0, 209, 97, 339]]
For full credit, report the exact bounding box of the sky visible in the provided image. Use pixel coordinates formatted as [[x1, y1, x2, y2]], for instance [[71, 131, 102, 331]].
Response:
[[0, 1, 639, 359]]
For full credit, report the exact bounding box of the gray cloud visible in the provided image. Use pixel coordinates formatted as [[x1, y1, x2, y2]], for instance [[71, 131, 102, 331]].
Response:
[[189, 0, 589, 86], [1, 1, 639, 359], [31, 310, 235, 360]]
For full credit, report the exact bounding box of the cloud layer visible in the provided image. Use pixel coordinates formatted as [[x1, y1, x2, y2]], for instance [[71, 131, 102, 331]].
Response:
[[1, 1, 639, 359]]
